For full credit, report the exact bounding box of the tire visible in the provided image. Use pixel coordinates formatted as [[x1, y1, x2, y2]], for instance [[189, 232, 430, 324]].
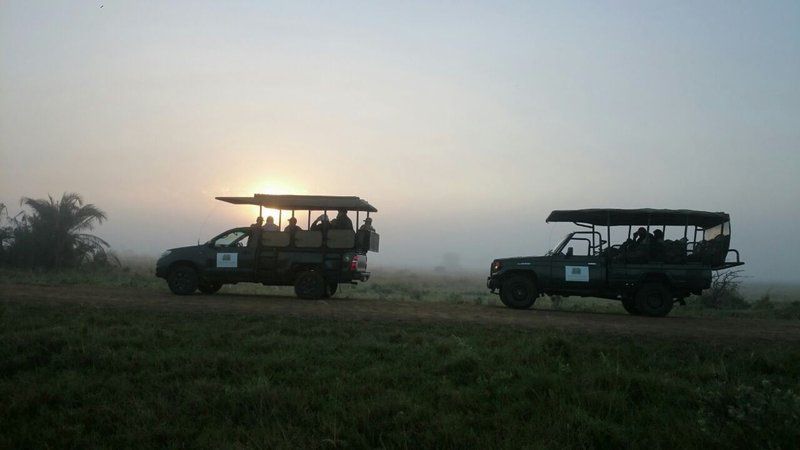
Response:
[[499, 275, 537, 309], [294, 270, 326, 299], [635, 283, 673, 317], [198, 282, 222, 294], [167, 266, 199, 295], [621, 297, 641, 315]]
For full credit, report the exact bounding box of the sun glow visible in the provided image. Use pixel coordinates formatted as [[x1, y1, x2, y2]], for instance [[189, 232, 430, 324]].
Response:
[[249, 180, 308, 228]]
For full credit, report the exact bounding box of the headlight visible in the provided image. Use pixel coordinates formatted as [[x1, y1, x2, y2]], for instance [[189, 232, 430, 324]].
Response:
[[159, 250, 172, 259], [491, 260, 502, 272]]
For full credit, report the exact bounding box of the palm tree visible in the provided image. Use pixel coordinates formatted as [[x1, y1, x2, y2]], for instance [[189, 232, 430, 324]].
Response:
[[20, 192, 111, 269]]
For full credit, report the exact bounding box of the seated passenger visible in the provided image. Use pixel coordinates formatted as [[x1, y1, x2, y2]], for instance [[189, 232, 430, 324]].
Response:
[[330, 209, 354, 231], [248, 218, 263, 247], [634, 227, 652, 245], [359, 217, 375, 232], [627, 227, 653, 262], [263, 216, 279, 231], [651, 229, 665, 261], [310, 213, 330, 232], [284, 217, 302, 234]]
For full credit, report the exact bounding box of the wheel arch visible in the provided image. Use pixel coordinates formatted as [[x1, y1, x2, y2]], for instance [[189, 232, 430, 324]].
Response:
[[639, 271, 673, 287], [291, 263, 325, 277], [168, 260, 199, 273]]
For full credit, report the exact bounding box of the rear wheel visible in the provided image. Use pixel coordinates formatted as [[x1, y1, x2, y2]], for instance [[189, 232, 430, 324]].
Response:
[[635, 283, 673, 317], [294, 270, 326, 299], [167, 266, 198, 295], [198, 282, 222, 294], [621, 296, 640, 315], [499, 275, 537, 309]]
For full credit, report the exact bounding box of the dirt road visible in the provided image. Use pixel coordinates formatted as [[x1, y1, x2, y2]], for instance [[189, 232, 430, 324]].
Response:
[[3, 283, 800, 342]]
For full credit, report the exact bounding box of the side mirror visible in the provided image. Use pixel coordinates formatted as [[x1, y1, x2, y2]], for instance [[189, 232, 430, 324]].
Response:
[[566, 247, 574, 257], [206, 242, 215, 249]]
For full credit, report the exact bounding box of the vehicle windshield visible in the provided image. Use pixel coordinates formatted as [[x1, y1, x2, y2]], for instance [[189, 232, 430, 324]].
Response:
[[547, 234, 572, 255], [211, 230, 248, 247]]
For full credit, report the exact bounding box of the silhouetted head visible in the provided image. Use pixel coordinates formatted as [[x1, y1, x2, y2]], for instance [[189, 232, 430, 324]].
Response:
[[289, 217, 297, 225], [635, 227, 647, 238], [256, 216, 264, 226], [653, 229, 664, 240], [337, 209, 347, 218], [266, 216, 275, 224]]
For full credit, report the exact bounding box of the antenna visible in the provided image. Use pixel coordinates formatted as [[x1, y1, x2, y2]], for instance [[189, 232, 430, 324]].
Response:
[[197, 201, 220, 245]]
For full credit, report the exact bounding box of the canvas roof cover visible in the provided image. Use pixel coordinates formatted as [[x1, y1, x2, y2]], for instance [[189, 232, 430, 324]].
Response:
[[216, 194, 378, 212], [546, 208, 729, 228]]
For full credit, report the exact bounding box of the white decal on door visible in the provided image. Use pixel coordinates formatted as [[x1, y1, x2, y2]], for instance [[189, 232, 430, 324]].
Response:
[[216, 253, 238, 268], [565, 266, 589, 282]]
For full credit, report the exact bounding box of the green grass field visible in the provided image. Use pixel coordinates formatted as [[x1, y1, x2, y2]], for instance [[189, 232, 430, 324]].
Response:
[[2, 299, 799, 448]]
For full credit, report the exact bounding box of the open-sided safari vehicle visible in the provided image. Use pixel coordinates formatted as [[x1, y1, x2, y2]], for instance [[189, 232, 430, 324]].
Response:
[[156, 194, 379, 299], [487, 208, 743, 317]]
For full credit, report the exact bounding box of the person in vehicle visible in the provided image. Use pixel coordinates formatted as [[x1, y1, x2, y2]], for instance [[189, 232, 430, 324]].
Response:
[[626, 227, 654, 262], [310, 213, 330, 232], [651, 229, 665, 261], [263, 216, 279, 231], [284, 217, 302, 234], [359, 217, 375, 232], [248, 218, 263, 247], [330, 209, 354, 231], [634, 227, 652, 244]]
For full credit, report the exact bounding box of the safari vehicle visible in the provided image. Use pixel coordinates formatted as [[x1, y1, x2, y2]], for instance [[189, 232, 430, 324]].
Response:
[[487, 209, 744, 317], [156, 194, 379, 299]]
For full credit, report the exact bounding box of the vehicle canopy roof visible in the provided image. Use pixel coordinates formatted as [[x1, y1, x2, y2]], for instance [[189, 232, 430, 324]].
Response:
[[546, 208, 729, 229], [216, 194, 378, 212]]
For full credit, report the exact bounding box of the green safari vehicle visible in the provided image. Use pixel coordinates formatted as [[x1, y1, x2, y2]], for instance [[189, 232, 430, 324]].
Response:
[[156, 194, 380, 299], [487, 208, 744, 317]]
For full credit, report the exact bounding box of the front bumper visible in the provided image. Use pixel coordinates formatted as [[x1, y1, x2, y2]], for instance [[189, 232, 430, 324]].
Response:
[[155, 265, 168, 279], [487, 275, 499, 292]]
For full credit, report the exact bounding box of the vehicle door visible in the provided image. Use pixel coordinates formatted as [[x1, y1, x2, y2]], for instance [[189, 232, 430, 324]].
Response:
[[205, 228, 256, 282], [549, 234, 605, 293]]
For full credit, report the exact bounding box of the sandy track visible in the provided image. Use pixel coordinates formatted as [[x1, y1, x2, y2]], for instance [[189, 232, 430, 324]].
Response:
[[3, 283, 800, 342]]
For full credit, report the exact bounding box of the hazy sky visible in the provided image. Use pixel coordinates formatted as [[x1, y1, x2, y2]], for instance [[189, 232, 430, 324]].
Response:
[[1, 1, 799, 280]]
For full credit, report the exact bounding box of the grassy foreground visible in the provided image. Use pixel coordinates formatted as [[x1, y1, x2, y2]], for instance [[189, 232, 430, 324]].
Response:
[[1, 301, 799, 448]]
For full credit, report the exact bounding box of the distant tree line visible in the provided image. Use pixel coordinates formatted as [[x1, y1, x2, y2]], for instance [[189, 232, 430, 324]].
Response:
[[0, 193, 116, 269]]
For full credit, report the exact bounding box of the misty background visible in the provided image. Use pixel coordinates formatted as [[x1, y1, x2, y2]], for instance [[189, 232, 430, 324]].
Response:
[[1, 1, 798, 281]]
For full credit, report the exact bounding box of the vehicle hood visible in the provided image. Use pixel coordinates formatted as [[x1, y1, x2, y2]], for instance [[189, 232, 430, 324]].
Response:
[[157, 244, 205, 263], [495, 256, 550, 266]]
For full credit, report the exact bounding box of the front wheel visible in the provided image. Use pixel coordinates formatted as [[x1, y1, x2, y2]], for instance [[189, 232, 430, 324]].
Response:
[[167, 266, 199, 295], [499, 275, 537, 309], [635, 283, 673, 317], [294, 270, 326, 299]]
